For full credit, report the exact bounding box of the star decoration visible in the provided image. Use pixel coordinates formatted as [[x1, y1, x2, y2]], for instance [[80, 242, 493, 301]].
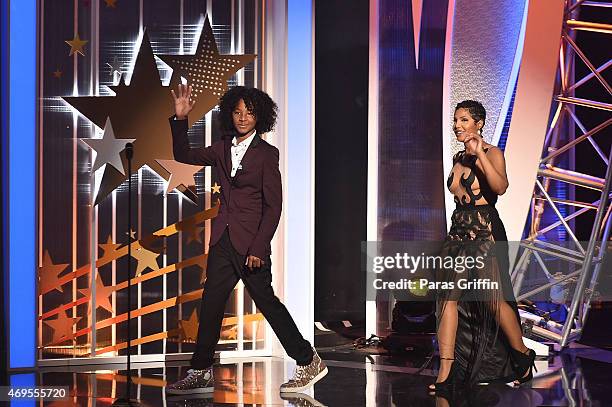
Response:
[[99, 235, 122, 259], [156, 159, 204, 194], [126, 229, 137, 241], [63, 23, 253, 206], [106, 56, 123, 80], [78, 273, 115, 314], [177, 217, 205, 245], [179, 309, 199, 341], [81, 117, 135, 175], [104, 0, 117, 7], [53, 68, 63, 79], [43, 308, 82, 344], [131, 246, 160, 276], [65, 34, 88, 57], [157, 15, 256, 128], [39, 250, 69, 294], [211, 182, 221, 194], [187, 226, 204, 245], [63, 32, 187, 205]]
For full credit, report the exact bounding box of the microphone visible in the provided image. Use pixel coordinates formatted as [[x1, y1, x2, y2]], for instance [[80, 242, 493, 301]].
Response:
[[125, 142, 134, 160]]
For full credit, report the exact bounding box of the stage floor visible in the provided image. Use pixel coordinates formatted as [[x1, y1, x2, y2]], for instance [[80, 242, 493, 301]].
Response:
[[7, 343, 611, 406]]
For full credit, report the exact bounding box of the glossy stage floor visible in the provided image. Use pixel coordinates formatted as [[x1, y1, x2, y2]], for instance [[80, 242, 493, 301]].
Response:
[[12, 341, 611, 406]]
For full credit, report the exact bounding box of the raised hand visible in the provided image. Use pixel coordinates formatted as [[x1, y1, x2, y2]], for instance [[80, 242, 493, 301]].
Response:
[[463, 133, 484, 157], [171, 84, 196, 120]]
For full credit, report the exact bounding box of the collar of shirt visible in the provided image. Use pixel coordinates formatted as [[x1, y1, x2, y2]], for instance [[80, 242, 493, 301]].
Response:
[[231, 132, 257, 149]]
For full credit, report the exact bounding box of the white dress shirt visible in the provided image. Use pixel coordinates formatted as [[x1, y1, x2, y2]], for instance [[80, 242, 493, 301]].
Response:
[[230, 132, 256, 177]]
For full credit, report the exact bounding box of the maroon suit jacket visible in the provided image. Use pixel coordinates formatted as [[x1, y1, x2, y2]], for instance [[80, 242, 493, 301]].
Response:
[[170, 117, 282, 259]]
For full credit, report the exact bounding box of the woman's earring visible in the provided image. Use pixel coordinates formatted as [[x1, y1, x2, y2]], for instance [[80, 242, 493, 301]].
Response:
[[478, 128, 482, 136]]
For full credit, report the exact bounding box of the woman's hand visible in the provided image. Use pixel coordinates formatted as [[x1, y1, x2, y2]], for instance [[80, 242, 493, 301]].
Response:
[[463, 133, 485, 157], [171, 84, 196, 120]]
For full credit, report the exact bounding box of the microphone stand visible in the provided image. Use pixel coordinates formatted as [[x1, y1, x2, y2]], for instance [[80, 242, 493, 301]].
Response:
[[113, 143, 139, 406]]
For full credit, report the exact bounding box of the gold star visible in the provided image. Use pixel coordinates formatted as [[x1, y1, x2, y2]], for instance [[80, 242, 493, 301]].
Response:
[[178, 217, 205, 245], [156, 159, 204, 194], [106, 55, 123, 79], [63, 23, 253, 206], [52, 68, 62, 79], [211, 182, 221, 194], [104, 0, 117, 7], [131, 246, 160, 276], [99, 235, 122, 259], [179, 309, 199, 341], [43, 308, 82, 344], [65, 34, 88, 57], [39, 250, 69, 294], [63, 32, 200, 205], [78, 274, 115, 314], [157, 15, 256, 128], [186, 226, 204, 245]]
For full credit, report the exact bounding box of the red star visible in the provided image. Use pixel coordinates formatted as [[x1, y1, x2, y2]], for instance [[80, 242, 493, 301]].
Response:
[[78, 273, 115, 314], [39, 250, 69, 294], [43, 308, 82, 344]]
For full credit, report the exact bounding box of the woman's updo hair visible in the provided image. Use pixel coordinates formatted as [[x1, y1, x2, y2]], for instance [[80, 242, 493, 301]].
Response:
[[455, 100, 486, 132]]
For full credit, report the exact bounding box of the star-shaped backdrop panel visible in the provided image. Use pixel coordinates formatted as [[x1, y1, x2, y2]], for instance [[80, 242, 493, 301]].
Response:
[[64, 31, 179, 205], [39, 250, 70, 294], [65, 34, 88, 56], [43, 308, 83, 344], [99, 235, 122, 259], [63, 24, 254, 205], [131, 246, 160, 276], [179, 309, 199, 341], [156, 159, 204, 194], [81, 117, 135, 175], [78, 273, 115, 314], [158, 15, 256, 128]]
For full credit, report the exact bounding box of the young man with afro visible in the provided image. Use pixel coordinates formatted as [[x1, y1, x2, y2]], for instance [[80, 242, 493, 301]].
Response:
[[165, 84, 327, 395]]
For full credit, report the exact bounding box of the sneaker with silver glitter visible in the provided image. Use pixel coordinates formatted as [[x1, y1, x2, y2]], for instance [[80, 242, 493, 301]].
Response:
[[166, 368, 214, 395], [280, 348, 328, 393]]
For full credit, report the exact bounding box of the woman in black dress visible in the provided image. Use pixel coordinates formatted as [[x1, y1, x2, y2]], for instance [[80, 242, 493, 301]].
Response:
[[429, 100, 536, 392]]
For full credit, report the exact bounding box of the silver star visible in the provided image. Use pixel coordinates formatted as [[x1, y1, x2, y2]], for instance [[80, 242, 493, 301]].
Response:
[[81, 117, 135, 175], [106, 56, 123, 79]]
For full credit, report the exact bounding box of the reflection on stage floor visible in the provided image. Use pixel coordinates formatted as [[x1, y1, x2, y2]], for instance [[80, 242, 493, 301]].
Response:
[[8, 344, 612, 406]]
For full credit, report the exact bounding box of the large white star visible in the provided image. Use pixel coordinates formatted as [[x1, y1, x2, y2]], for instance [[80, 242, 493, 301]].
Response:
[[81, 117, 135, 175]]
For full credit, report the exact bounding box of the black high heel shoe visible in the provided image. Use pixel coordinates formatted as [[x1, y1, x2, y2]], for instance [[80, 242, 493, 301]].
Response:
[[510, 347, 537, 384], [429, 357, 459, 393]]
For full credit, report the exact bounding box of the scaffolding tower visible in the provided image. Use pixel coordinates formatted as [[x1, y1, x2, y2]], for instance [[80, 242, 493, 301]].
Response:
[[511, 0, 612, 347]]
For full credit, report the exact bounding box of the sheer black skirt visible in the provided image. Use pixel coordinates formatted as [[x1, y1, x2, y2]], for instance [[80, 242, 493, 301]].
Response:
[[437, 204, 520, 384]]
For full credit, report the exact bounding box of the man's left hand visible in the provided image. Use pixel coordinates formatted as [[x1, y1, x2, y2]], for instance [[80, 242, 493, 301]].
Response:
[[246, 255, 264, 270]]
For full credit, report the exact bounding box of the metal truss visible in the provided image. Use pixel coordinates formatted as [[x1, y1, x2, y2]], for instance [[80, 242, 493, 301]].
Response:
[[511, 0, 612, 347]]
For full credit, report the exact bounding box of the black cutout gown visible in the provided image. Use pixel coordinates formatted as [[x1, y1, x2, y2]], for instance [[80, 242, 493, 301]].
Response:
[[441, 148, 521, 384]]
